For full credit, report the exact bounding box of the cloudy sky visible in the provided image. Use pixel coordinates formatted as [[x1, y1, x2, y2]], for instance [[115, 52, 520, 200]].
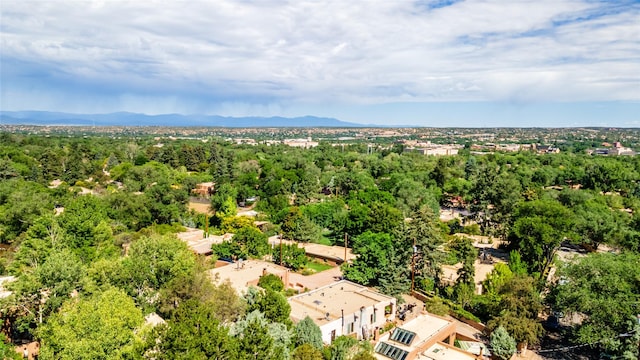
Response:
[[1, 0, 639, 127]]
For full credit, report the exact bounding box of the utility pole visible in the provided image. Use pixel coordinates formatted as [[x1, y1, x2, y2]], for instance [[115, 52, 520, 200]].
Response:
[[204, 213, 209, 238], [279, 234, 283, 267], [344, 233, 348, 264]]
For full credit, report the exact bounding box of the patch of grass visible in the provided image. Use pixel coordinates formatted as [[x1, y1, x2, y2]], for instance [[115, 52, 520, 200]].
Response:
[[303, 259, 334, 274]]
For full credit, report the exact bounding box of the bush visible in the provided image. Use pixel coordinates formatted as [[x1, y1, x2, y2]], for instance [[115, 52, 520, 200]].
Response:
[[258, 273, 284, 292], [462, 223, 481, 235], [423, 296, 450, 316], [451, 304, 481, 323]]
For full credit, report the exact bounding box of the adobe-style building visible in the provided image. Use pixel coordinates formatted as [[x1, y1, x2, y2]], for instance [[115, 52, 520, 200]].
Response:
[[374, 313, 482, 360], [288, 280, 397, 344], [208, 259, 291, 294], [191, 182, 215, 198]]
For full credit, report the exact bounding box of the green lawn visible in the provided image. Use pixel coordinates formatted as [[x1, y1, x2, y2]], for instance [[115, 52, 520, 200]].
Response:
[[303, 259, 334, 274]]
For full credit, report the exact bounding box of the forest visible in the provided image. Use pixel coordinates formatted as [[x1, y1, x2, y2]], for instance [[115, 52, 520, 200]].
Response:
[[0, 131, 639, 359]]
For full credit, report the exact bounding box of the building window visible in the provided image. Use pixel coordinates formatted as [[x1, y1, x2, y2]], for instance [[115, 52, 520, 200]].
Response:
[[346, 322, 354, 334], [385, 304, 393, 316]]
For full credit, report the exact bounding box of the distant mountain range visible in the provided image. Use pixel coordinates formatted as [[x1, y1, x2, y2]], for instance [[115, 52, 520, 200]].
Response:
[[0, 111, 370, 128]]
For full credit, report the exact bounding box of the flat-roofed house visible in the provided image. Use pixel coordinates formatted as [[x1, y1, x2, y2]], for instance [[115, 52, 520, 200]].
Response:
[[374, 313, 480, 360], [208, 259, 291, 295], [288, 280, 396, 344]]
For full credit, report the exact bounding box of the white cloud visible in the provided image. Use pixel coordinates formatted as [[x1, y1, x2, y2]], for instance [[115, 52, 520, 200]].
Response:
[[1, 0, 639, 115]]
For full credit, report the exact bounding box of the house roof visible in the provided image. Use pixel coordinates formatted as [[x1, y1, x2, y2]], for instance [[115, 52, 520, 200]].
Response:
[[288, 280, 395, 326], [208, 259, 290, 294], [418, 343, 477, 360], [375, 313, 460, 360], [176, 227, 232, 254]]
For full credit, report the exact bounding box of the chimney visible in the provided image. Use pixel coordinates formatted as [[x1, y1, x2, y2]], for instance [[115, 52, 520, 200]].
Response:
[[262, 268, 267, 276]]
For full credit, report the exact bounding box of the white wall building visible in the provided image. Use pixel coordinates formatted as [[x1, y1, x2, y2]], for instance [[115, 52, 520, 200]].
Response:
[[288, 280, 397, 344]]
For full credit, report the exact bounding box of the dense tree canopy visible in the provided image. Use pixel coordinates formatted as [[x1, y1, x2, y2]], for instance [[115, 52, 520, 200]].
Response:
[[38, 288, 143, 360], [1, 130, 640, 357], [552, 252, 640, 357]]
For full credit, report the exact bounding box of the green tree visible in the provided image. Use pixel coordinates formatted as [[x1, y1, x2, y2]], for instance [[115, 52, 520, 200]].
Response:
[[377, 246, 411, 298], [258, 273, 285, 292], [470, 168, 522, 239], [120, 235, 196, 309], [483, 263, 513, 297], [323, 335, 358, 360], [5, 249, 85, 338], [292, 344, 323, 360], [235, 314, 275, 360], [0, 334, 19, 360], [211, 183, 238, 218], [487, 276, 544, 345], [250, 290, 291, 324], [393, 177, 434, 215], [105, 191, 152, 230], [552, 252, 640, 357], [574, 200, 624, 250], [295, 316, 323, 350], [343, 232, 393, 287], [403, 205, 444, 284], [144, 181, 188, 225], [10, 215, 65, 273], [0, 179, 53, 244], [508, 199, 574, 276], [58, 195, 112, 262], [234, 226, 270, 258], [38, 288, 143, 360], [213, 239, 244, 260], [209, 143, 235, 185], [281, 207, 322, 243], [153, 299, 238, 360], [449, 237, 477, 286], [490, 326, 517, 360], [366, 202, 403, 235], [272, 244, 307, 271]]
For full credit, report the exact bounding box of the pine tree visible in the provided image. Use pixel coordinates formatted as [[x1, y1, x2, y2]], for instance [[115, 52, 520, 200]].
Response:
[[490, 326, 516, 360], [295, 316, 323, 349]]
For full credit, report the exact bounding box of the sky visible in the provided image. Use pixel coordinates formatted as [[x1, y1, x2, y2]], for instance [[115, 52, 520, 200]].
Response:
[[1, 0, 639, 127]]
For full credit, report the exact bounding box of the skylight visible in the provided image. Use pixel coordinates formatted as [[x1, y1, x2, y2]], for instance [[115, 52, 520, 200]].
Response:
[[375, 342, 409, 360], [390, 328, 416, 346]]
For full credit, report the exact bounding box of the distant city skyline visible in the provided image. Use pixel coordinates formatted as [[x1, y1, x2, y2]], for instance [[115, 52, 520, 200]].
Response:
[[1, 1, 639, 127]]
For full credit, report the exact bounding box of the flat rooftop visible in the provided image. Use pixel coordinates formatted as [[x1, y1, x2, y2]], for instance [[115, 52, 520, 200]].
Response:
[[375, 313, 457, 360], [176, 227, 232, 255], [289, 280, 395, 325], [419, 343, 477, 360], [401, 313, 452, 344], [208, 259, 289, 294]]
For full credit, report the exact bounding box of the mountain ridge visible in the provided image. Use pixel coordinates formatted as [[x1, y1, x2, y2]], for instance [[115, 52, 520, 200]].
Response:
[[0, 111, 374, 128]]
